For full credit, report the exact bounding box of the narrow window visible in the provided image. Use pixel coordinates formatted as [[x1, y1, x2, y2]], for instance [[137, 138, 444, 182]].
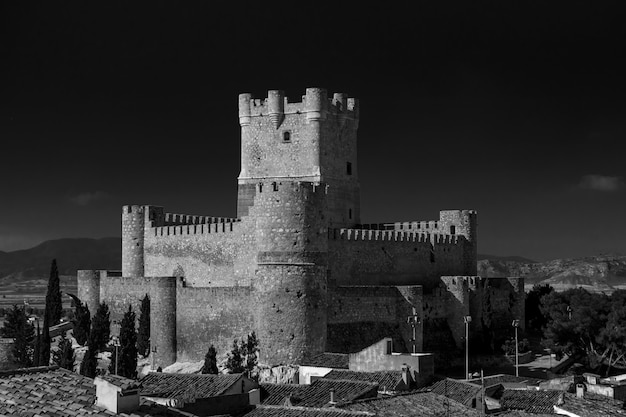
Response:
[[348, 208, 352, 219], [258, 183, 263, 193], [450, 225, 456, 235], [283, 131, 291, 142], [430, 250, 435, 263], [347, 162, 352, 175], [272, 182, 278, 191], [386, 340, 392, 354]]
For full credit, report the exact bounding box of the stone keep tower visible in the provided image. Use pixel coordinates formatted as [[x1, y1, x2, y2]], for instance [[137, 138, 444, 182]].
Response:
[[237, 88, 360, 228]]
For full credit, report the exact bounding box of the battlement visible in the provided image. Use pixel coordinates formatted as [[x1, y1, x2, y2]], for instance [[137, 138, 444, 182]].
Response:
[[162, 213, 239, 226], [238, 88, 359, 126], [357, 221, 440, 231], [151, 219, 241, 237], [329, 228, 463, 244], [254, 180, 329, 195]]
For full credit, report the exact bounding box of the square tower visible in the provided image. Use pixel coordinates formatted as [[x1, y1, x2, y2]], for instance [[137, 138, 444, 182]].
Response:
[[237, 88, 360, 228]]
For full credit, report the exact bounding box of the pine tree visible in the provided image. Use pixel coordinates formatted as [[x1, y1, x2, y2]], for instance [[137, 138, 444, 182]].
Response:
[[118, 305, 138, 379], [0, 305, 35, 367], [46, 259, 63, 326], [53, 333, 75, 371], [137, 294, 150, 357], [68, 294, 91, 346], [225, 339, 244, 374], [201, 344, 219, 374], [91, 302, 110, 351]]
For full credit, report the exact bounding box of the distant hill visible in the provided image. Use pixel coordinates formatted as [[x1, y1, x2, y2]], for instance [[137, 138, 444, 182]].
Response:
[[0, 237, 121, 279], [478, 255, 626, 293], [477, 254, 536, 263]]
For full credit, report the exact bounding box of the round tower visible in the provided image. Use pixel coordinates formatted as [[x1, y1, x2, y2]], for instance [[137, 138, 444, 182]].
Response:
[[439, 210, 478, 275], [77, 270, 101, 316], [122, 205, 146, 278], [149, 276, 177, 368], [252, 181, 329, 366]]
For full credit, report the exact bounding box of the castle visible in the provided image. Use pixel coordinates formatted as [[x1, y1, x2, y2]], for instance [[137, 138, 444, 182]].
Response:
[[77, 88, 524, 370]]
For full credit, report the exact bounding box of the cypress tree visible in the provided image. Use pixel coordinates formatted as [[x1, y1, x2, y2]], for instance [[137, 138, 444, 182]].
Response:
[[201, 344, 219, 374], [0, 305, 35, 367], [137, 294, 150, 357], [53, 333, 75, 371], [80, 335, 98, 378], [225, 339, 244, 374], [91, 302, 110, 351], [33, 321, 41, 367], [243, 332, 259, 378], [118, 305, 138, 379], [68, 294, 91, 346], [46, 259, 63, 326]]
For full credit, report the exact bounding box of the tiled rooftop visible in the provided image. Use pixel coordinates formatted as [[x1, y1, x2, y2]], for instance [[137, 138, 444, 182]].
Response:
[[0, 366, 184, 416], [243, 405, 372, 416], [300, 353, 349, 369], [500, 389, 563, 414], [260, 379, 378, 408], [427, 378, 482, 407], [322, 370, 406, 392], [140, 372, 243, 401], [556, 392, 626, 416], [98, 373, 142, 391], [339, 390, 481, 416], [466, 373, 545, 387], [260, 383, 309, 405]]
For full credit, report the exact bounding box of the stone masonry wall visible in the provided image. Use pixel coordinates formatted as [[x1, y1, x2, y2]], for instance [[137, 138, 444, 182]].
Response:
[[176, 284, 254, 362], [328, 230, 469, 291], [99, 276, 151, 323], [143, 218, 256, 287]]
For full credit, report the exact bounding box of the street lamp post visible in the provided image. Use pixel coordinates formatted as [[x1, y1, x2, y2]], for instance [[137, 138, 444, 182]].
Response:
[[512, 319, 520, 377], [406, 307, 420, 354], [463, 315, 472, 380], [111, 321, 121, 376], [151, 346, 157, 371]]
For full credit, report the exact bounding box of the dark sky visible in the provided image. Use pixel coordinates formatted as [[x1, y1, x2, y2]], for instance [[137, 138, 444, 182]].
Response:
[[1, 2, 625, 261]]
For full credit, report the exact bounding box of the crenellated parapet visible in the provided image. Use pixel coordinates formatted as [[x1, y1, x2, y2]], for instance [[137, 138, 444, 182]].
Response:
[[238, 88, 359, 127], [151, 219, 241, 237], [161, 213, 239, 227], [329, 228, 466, 246]]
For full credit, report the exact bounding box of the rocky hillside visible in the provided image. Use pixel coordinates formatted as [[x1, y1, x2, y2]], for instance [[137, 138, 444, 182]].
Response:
[[478, 255, 626, 293]]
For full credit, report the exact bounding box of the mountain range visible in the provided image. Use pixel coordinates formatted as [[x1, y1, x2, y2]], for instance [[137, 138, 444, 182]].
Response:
[[1, 238, 625, 293]]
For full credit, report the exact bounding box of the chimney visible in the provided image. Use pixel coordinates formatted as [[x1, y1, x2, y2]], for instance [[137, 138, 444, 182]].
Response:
[[401, 364, 412, 388], [329, 388, 336, 405], [576, 383, 585, 398], [94, 375, 141, 414]]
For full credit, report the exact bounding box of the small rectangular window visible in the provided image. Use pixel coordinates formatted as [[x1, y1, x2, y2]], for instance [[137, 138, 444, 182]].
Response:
[[348, 208, 352, 219], [283, 131, 291, 142], [347, 162, 352, 175]]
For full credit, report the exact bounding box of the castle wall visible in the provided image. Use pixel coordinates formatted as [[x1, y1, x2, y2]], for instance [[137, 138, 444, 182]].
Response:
[[99, 275, 151, 323], [175, 285, 254, 363], [328, 230, 469, 291], [326, 285, 423, 354], [143, 219, 256, 287], [77, 269, 102, 316]]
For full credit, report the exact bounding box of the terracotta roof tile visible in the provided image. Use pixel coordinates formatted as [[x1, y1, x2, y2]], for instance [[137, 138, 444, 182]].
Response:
[[140, 372, 244, 401], [98, 374, 142, 391], [500, 389, 563, 413], [466, 374, 545, 387], [300, 353, 349, 369], [556, 392, 626, 416], [297, 379, 378, 407], [322, 370, 405, 392], [339, 390, 481, 416], [427, 378, 481, 407], [243, 405, 372, 416], [260, 383, 308, 405]]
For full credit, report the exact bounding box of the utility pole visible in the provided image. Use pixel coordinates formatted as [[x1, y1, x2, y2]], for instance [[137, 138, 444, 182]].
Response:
[[464, 315, 472, 380], [512, 319, 520, 377]]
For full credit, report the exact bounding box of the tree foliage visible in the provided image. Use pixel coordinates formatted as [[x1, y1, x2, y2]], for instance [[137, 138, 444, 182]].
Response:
[[46, 259, 63, 326], [91, 302, 110, 351], [53, 333, 75, 371], [137, 294, 150, 357], [526, 284, 554, 332], [225, 332, 259, 378], [68, 293, 91, 346], [118, 305, 138, 379], [0, 305, 35, 367], [539, 287, 623, 372], [79, 337, 98, 378], [201, 344, 219, 374]]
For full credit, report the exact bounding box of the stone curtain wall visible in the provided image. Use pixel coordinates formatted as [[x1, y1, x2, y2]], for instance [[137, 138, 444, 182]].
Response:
[[328, 231, 469, 291], [99, 276, 151, 323], [175, 285, 253, 362]]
